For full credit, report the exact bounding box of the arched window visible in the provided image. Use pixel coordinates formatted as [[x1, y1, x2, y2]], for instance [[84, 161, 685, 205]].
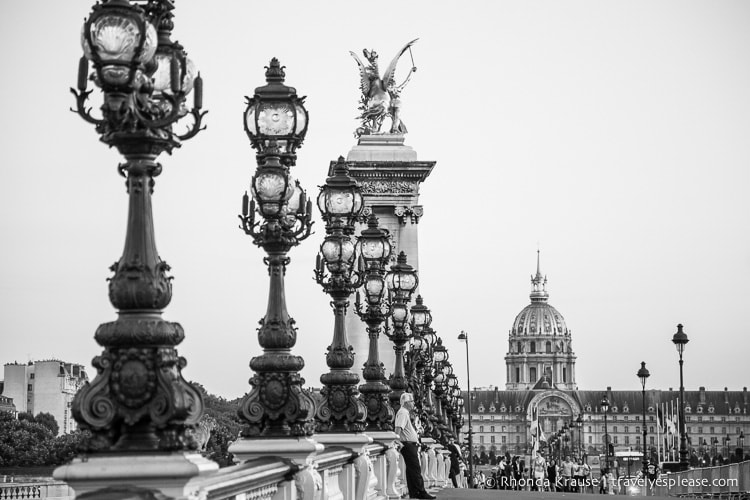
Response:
[[545, 341, 551, 353]]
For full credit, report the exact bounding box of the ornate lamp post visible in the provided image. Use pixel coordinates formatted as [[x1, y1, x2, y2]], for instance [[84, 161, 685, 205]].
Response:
[[739, 432, 745, 457], [406, 296, 432, 414], [313, 158, 367, 432], [70, 0, 206, 452], [458, 330, 474, 487], [237, 59, 316, 438], [384, 252, 418, 409], [575, 414, 583, 459], [672, 324, 689, 470], [637, 361, 650, 475], [601, 395, 610, 471], [562, 422, 570, 457], [354, 214, 395, 431]]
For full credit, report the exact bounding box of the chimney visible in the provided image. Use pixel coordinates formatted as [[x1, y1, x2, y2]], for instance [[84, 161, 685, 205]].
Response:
[[725, 388, 729, 405], [699, 387, 706, 405]]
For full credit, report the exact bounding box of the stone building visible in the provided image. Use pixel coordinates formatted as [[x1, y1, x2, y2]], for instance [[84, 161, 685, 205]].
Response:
[[1, 360, 89, 435], [463, 255, 750, 464]]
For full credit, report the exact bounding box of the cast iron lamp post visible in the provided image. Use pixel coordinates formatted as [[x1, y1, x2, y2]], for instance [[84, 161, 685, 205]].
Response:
[[354, 214, 395, 431], [313, 158, 368, 432], [70, 0, 206, 451], [237, 59, 316, 438], [739, 432, 745, 457], [384, 252, 418, 409], [637, 361, 650, 474], [601, 394, 610, 471], [458, 330, 474, 487], [406, 296, 432, 417], [575, 414, 583, 459], [672, 324, 689, 470]]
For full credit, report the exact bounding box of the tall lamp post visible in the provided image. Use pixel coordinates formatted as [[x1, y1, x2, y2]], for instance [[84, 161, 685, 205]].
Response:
[[458, 330, 474, 487], [354, 213, 395, 431], [70, 0, 207, 451], [575, 414, 583, 459], [601, 395, 610, 471], [384, 252, 419, 409], [313, 157, 368, 432], [237, 59, 316, 438], [637, 361, 650, 475], [739, 432, 745, 458], [672, 324, 689, 470]]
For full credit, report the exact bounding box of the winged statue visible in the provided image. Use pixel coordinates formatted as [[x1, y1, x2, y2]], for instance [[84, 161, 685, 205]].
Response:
[[350, 39, 418, 137]]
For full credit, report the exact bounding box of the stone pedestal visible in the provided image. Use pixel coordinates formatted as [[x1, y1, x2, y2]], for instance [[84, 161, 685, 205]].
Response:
[[338, 135, 436, 382], [315, 433, 373, 500], [53, 452, 219, 499]]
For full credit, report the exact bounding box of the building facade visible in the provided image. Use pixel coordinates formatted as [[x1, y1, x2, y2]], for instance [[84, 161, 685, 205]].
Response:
[[1, 360, 89, 435], [463, 256, 750, 465]]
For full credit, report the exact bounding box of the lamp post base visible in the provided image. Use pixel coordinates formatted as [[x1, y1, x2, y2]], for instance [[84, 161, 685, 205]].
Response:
[[53, 452, 218, 499]]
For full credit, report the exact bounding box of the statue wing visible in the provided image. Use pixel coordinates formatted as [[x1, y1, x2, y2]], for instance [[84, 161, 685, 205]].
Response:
[[382, 38, 418, 88], [349, 51, 371, 97]]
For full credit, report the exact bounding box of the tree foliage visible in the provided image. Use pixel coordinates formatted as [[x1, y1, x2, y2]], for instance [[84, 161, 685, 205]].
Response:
[[192, 382, 242, 467]]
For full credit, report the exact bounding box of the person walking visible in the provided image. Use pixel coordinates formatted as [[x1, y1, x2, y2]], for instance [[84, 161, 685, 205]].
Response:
[[547, 459, 558, 492], [395, 392, 435, 499], [446, 436, 464, 488]]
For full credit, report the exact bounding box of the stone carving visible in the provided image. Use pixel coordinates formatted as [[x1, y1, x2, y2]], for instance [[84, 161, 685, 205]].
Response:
[[350, 40, 418, 137], [394, 205, 423, 225], [295, 464, 323, 500], [360, 180, 415, 195]]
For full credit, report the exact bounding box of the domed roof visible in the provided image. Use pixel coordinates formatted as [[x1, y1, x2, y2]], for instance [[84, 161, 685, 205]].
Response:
[[511, 251, 569, 337]]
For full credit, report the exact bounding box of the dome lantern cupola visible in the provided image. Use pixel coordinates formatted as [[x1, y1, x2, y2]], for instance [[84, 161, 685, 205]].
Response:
[[530, 249, 548, 303]]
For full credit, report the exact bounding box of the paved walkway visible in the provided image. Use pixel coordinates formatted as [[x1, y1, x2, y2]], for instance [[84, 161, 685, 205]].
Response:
[[433, 489, 676, 500]]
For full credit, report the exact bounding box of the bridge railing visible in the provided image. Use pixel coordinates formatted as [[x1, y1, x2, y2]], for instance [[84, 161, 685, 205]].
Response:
[[652, 460, 750, 498]]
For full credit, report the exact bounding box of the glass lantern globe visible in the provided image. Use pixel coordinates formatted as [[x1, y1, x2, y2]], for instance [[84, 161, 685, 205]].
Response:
[[422, 328, 437, 349], [244, 58, 308, 161], [251, 156, 294, 217], [433, 339, 447, 363], [317, 158, 363, 229], [447, 374, 459, 389], [434, 372, 446, 385], [386, 251, 418, 301], [356, 213, 392, 269], [321, 235, 356, 273], [410, 295, 432, 332], [391, 303, 408, 329], [81, 0, 157, 90], [364, 274, 385, 305]]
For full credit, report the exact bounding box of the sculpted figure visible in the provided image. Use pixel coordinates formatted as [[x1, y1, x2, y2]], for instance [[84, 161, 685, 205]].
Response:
[[350, 39, 418, 137]]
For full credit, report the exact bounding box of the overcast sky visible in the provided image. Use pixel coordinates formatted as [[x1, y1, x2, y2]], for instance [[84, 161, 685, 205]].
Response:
[[1, 1, 748, 400]]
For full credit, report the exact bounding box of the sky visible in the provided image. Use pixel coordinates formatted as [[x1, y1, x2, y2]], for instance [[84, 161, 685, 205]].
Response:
[[1, 1, 749, 400]]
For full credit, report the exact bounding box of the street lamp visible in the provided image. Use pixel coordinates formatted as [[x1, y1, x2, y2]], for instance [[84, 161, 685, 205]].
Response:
[[314, 158, 367, 432], [70, 0, 206, 451], [601, 395, 610, 471], [384, 251, 419, 409], [237, 59, 316, 438], [672, 324, 689, 470], [575, 414, 583, 459], [458, 330, 474, 487], [739, 432, 745, 457], [637, 361, 650, 475], [354, 214, 395, 431], [407, 295, 432, 414]]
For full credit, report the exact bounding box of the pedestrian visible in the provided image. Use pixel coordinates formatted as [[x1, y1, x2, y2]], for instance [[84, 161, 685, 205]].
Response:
[[532, 452, 547, 491], [561, 455, 575, 492], [547, 459, 558, 492], [395, 392, 435, 500], [446, 436, 463, 488]]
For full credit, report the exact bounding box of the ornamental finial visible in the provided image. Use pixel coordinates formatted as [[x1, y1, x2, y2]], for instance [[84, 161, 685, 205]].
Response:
[[265, 58, 286, 83]]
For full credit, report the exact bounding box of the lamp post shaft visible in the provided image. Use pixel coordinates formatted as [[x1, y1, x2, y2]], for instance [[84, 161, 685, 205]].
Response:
[[642, 387, 648, 475], [463, 334, 474, 488], [678, 356, 688, 468], [604, 411, 609, 471]]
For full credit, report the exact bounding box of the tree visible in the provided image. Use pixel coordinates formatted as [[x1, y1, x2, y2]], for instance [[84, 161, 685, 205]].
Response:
[[0, 411, 55, 466], [35, 412, 60, 436], [191, 383, 242, 467]]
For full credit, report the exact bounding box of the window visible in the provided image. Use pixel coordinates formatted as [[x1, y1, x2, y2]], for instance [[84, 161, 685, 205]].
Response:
[[613, 426, 618, 433], [624, 426, 629, 433], [649, 426, 654, 433], [614, 436, 619, 444], [480, 436, 485, 444], [515, 368, 520, 383], [635, 416, 641, 421], [530, 342, 536, 353], [480, 426, 484, 432], [588, 426, 592, 433], [502, 436, 506, 444], [636, 436, 641, 445], [588, 436, 592, 444], [502, 426, 506, 432], [650, 437, 655, 445], [545, 341, 551, 353], [698, 426, 703, 434], [491, 436, 495, 443], [563, 367, 567, 382], [688, 426, 693, 433], [29, 373, 34, 379], [490, 426, 495, 432], [516, 436, 520, 443], [625, 436, 629, 445], [722, 427, 726, 434], [710, 427, 715, 434], [530, 367, 537, 382]]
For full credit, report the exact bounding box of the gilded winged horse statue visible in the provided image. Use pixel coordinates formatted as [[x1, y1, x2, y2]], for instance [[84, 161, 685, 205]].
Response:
[[350, 39, 418, 137]]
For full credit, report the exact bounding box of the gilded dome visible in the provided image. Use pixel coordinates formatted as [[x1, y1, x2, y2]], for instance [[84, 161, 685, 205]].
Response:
[[511, 251, 570, 337]]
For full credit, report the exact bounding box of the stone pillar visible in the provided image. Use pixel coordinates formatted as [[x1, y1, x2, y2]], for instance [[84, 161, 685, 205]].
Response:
[[337, 135, 435, 381]]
